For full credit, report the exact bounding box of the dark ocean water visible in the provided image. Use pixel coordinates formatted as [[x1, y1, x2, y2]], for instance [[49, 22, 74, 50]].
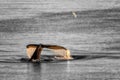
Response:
[[0, 8, 120, 80]]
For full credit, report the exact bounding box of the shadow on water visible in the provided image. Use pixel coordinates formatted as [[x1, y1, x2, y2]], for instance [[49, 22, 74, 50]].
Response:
[[72, 55, 120, 60]]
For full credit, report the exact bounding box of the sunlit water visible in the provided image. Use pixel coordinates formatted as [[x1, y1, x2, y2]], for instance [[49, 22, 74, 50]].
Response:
[[0, 8, 120, 80]]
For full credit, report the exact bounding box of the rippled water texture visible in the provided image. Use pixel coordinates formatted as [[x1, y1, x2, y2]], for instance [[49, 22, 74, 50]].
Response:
[[0, 8, 120, 54], [0, 8, 120, 80]]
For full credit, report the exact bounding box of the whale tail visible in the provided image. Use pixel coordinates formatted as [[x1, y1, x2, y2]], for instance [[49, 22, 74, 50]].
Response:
[[26, 44, 73, 61]]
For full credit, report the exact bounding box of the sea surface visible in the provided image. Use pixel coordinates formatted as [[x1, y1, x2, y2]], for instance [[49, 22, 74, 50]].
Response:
[[0, 8, 120, 80]]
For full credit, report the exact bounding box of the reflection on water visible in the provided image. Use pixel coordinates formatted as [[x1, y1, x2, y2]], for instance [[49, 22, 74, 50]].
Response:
[[26, 58, 120, 80], [0, 57, 70, 80], [26, 61, 71, 80], [27, 63, 41, 80], [0, 59, 120, 80]]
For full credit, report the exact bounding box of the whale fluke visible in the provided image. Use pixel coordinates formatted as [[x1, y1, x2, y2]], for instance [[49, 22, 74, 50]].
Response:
[[26, 44, 73, 62]]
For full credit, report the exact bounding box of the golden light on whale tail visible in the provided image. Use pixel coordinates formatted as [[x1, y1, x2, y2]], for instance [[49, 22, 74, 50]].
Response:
[[26, 44, 73, 62]]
